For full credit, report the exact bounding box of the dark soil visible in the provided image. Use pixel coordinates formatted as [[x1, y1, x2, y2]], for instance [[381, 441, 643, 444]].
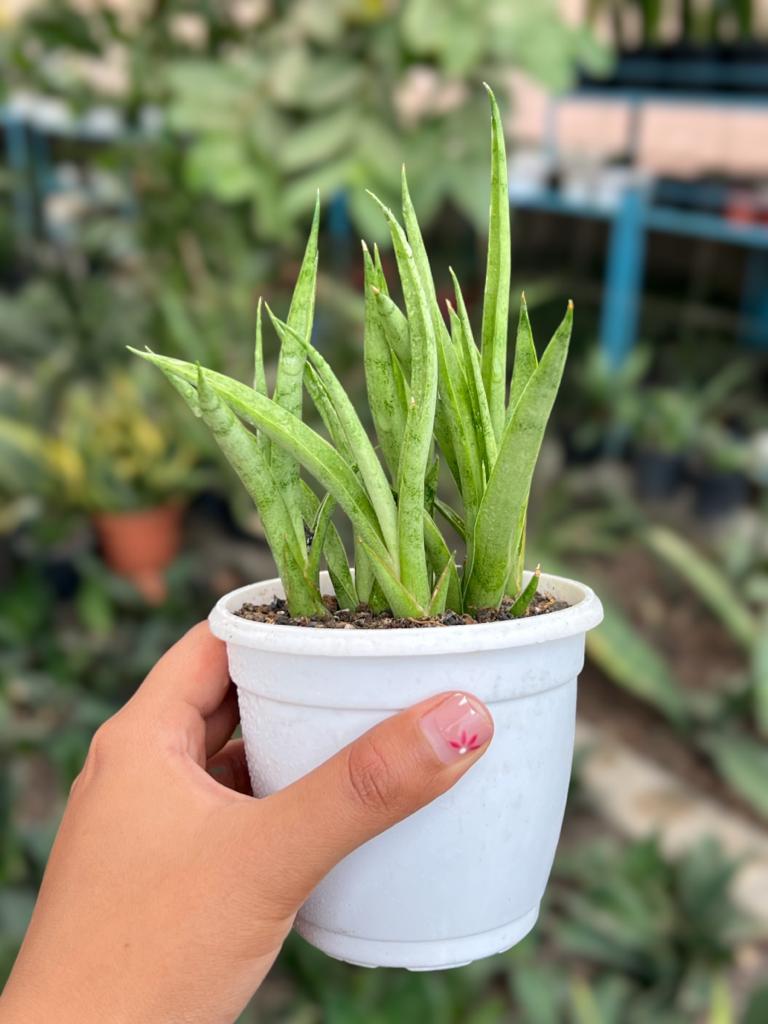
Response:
[[235, 591, 569, 629]]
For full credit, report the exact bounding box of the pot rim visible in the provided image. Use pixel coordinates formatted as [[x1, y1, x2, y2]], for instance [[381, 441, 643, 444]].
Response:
[[209, 570, 604, 658]]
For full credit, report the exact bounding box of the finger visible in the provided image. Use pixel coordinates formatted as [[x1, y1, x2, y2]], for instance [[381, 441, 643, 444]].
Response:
[[138, 622, 230, 717], [206, 739, 252, 795], [204, 684, 240, 758], [255, 691, 493, 908]]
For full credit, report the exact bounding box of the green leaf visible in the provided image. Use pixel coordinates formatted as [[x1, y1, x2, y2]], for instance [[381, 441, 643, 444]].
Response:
[[702, 731, 768, 818], [508, 292, 538, 417], [428, 552, 455, 616], [253, 296, 267, 396], [267, 306, 399, 562], [400, 167, 462, 490], [753, 618, 768, 736], [306, 492, 336, 584], [585, 599, 689, 725], [279, 107, 357, 174], [434, 308, 485, 529], [304, 364, 355, 463], [280, 534, 327, 619], [511, 963, 565, 1024], [480, 84, 511, 441], [424, 513, 462, 612], [465, 304, 572, 610], [253, 296, 269, 459], [372, 243, 389, 295], [371, 288, 411, 376], [742, 984, 768, 1024], [368, 191, 438, 609], [509, 566, 540, 617], [358, 539, 426, 619], [271, 194, 320, 548], [434, 497, 467, 541], [352, 538, 388, 613], [363, 244, 408, 481], [644, 526, 757, 650], [298, 481, 357, 610], [448, 268, 497, 471], [192, 365, 324, 616]]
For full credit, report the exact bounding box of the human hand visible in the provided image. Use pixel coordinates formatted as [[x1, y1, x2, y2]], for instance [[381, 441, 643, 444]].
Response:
[[1, 623, 493, 1024]]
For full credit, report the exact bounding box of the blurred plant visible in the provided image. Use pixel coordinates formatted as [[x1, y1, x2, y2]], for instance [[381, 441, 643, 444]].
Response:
[[164, 0, 609, 242], [588, 0, 757, 49], [631, 363, 750, 461], [0, 370, 206, 516], [57, 370, 206, 513], [0, 268, 149, 374], [550, 836, 750, 1020], [9, 0, 609, 247], [641, 522, 768, 817], [530, 460, 768, 818], [560, 344, 650, 458]]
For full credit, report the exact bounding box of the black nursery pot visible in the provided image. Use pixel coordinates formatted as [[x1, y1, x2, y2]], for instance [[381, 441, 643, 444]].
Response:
[[633, 449, 686, 500], [692, 470, 750, 520]]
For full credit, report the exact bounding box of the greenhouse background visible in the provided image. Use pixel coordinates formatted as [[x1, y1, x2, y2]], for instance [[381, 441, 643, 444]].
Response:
[[2, 0, 768, 1020]]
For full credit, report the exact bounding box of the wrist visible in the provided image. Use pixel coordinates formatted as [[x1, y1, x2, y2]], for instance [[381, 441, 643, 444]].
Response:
[[1, 977, 110, 1024]]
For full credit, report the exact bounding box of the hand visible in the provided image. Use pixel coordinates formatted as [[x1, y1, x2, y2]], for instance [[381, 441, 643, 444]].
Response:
[[1, 623, 493, 1024]]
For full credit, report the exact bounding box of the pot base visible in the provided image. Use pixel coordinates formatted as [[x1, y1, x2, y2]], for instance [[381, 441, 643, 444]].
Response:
[[294, 904, 540, 972]]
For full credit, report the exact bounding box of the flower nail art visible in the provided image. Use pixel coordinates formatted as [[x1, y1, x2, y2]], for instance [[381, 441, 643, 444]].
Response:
[[419, 693, 493, 764], [449, 729, 481, 754]]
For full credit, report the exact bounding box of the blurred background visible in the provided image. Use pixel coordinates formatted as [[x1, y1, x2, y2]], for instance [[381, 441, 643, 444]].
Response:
[[2, 1, 768, 1020]]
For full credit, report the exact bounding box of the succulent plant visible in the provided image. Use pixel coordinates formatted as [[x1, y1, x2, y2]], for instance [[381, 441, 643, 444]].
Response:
[[133, 88, 572, 620]]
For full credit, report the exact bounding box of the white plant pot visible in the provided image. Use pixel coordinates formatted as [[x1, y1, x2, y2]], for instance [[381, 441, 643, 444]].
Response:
[[209, 570, 603, 971]]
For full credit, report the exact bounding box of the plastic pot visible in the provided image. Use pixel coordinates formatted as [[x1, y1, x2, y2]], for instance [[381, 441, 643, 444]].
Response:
[[210, 570, 603, 971], [92, 501, 184, 604]]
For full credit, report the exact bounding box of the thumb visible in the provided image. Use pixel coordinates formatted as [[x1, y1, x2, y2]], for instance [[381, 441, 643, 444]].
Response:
[[259, 691, 493, 910]]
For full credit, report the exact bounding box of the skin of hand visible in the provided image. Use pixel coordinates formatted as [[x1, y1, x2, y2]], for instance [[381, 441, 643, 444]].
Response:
[[0, 622, 493, 1024]]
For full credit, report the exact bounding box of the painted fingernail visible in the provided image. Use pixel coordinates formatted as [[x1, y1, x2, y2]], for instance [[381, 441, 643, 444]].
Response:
[[419, 692, 493, 765]]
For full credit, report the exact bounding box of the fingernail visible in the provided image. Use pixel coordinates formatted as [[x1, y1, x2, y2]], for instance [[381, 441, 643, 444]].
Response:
[[419, 693, 493, 765]]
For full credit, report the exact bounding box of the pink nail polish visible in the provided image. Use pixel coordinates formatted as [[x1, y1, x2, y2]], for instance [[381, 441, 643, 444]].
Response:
[[420, 693, 493, 764]]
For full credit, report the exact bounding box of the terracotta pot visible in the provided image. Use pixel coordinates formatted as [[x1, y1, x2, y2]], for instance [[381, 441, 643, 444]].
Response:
[[93, 502, 184, 604]]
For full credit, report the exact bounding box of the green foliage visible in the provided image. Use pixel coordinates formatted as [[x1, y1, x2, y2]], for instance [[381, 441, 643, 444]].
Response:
[[644, 527, 758, 651], [9, 1, 607, 246], [137, 92, 571, 618], [631, 363, 751, 461], [550, 837, 750, 1018], [702, 731, 768, 818], [162, 2, 607, 242], [0, 370, 205, 515], [585, 598, 689, 726]]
